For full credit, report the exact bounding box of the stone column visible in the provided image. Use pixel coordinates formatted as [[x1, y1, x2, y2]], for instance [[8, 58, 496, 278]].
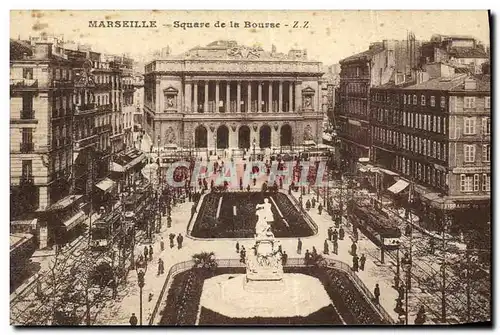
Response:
[[204, 81, 209, 113], [156, 79, 162, 112], [215, 80, 220, 113], [237, 81, 241, 113], [247, 81, 252, 113], [226, 81, 230, 113], [295, 81, 302, 113], [193, 82, 198, 113], [257, 82, 263, 112], [288, 82, 293, 113], [278, 81, 283, 113], [268, 81, 273, 113], [184, 80, 191, 113]]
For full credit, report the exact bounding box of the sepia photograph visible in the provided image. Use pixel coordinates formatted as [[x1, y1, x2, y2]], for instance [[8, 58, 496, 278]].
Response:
[[8, 9, 491, 326]]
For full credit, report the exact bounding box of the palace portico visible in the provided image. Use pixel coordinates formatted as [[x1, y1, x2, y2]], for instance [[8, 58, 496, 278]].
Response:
[[144, 40, 324, 153]]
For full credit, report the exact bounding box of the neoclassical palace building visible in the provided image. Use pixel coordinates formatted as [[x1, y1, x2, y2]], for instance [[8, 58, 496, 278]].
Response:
[[143, 40, 324, 154]]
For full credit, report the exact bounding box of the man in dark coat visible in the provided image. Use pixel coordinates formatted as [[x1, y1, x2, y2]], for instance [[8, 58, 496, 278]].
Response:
[[282, 251, 288, 266], [351, 242, 357, 256], [332, 229, 338, 242], [352, 255, 359, 272], [240, 247, 246, 263], [169, 233, 175, 248], [157, 258, 164, 275], [305, 199, 311, 211], [360, 254, 366, 271], [129, 313, 138, 326], [149, 245, 153, 261], [311, 197, 316, 208], [338, 226, 345, 240], [304, 249, 311, 265], [318, 203, 323, 215], [236, 241, 240, 253], [177, 233, 183, 249], [144, 246, 148, 261], [327, 227, 333, 241], [374, 284, 380, 304], [323, 239, 329, 254]]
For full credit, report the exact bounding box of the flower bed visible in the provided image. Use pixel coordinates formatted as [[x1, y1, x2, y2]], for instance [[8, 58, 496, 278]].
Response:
[[191, 192, 315, 238], [159, 266, 387, 325]]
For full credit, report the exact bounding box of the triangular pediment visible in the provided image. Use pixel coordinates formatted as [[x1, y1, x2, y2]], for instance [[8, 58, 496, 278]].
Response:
[[163, 86, 178, 94]]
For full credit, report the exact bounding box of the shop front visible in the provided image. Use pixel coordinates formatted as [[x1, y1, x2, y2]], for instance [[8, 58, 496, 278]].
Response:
[[46, 194, 87, 248]]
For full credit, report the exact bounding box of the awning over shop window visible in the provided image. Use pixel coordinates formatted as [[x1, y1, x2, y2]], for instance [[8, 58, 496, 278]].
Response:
[[63, 210, 86, 231], [111, 151, 146, 173], [377, 168, 399, 176], [110, 162, 125, 173], [348, 119, 362, 126], [95, 178, 116, 193], [48, 195, 84, 212], [388, 179, 410, 194]]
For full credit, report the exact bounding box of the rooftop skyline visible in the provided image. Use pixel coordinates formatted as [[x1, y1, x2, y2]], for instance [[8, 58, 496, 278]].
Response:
[[11, 10, 490, 65]]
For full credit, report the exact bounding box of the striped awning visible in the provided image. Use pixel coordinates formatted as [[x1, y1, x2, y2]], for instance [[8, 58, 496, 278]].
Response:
[[388, 180, 410, 194]]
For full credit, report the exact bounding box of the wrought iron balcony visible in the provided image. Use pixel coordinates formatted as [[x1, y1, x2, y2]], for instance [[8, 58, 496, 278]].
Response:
[[20, 142, 34, 153], [20, 174, 34, 184], [10, 78, 38, 89], [20, 110, 35, 120]]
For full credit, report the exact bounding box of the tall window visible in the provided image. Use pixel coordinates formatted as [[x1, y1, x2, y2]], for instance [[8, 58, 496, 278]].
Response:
[[413, 94, 417, 105], [485, 97, 490, 109], [464, 117, 476, 135], [437, 116, 441, 133], [460, 174, 473, 192], [482, 117, 491, 135], [440, 96, 446, 108], [464, 144, 476, 163], [22, 160, 33, 178], [482, 144, 490, 162], [482, 174, 490, 191], [464, 97, 476, 109], [473, 174, 480, 191], [403, 95, 406, 104], [22, 67, 33, 80], [421, 95, 426, 106], [430, 96, 435, 107]]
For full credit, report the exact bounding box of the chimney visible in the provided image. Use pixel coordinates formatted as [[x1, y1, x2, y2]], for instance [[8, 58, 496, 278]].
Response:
[[464, 77, 477, 90], [33, 42, 52, 60]]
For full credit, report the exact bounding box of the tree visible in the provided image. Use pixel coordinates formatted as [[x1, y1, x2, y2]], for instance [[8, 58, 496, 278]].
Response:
[[481, 61, 490, 75], [192, 252, 218, 275]]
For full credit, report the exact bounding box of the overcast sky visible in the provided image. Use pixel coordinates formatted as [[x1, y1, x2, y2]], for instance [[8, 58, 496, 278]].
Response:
[[10, 10, 490, 66]]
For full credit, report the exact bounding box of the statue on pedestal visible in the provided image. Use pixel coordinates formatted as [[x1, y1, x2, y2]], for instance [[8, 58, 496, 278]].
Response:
[[255, 198, 274, 238]]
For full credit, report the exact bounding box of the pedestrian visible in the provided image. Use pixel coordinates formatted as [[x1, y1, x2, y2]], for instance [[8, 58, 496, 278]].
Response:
[[311, 197, 316, 208], [394, 274, 400, 289], [282, 251, 288, 266], [374, 284, 380, 304], [297, 238, 302, 254], [253, 177, 257, 186], [157, 258, 164, 275], [144, 246, 148, 260], [352, 255, 359, 272], [333, 239, 338, 255], [318, 203, 323, 215], [239, 177, 243, 191], [360, 254, 366, 271], [247, 184, 251, 192], [305, 249, 311, 265], [398, 283, 405, 300], [240, 247, 246, 263], [312, 246, 318, 257], [332, 229, 338, 242], [351, 242, 357, 256], [236, 241, 240, 253], [305, 199, 311, 211], [338, 226, 345, 240], [323, 239, 329, 254], [169, 233, 175, 248], [327, 227, 333, 241], [177, 233, 184, 249], [395, 298, 404, 315], [129, 313, 138, 326]]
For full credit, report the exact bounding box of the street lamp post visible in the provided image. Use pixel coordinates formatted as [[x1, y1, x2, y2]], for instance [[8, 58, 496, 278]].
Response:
[[401, 253, 412, 325], [252, 138, 256, 162], [213, 133, 217, 158], [136, 260, 147, 326]]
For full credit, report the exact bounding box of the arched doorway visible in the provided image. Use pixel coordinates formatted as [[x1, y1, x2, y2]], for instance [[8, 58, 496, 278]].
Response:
[[259, 125, 271, 149], [194, 125, 207, 148], [238, 125, 250, 149], [216, 125, 229, 149], [280, 124, 292, 147]]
